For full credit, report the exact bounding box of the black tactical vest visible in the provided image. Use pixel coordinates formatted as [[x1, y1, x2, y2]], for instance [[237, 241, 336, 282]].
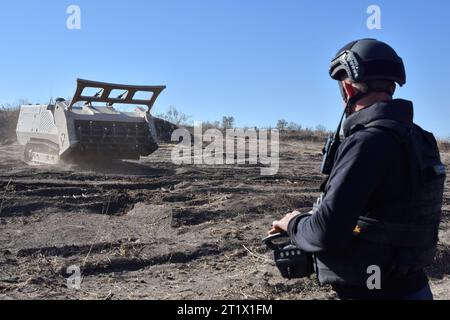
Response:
[[352, 120, 446, 275]]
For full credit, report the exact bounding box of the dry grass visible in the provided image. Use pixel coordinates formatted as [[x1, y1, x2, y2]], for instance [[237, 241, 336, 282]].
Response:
[[438, 139, 450, 153], [280, 129, 330, 143]]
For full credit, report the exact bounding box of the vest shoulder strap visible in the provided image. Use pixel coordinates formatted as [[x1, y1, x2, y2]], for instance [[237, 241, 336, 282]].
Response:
[[363, 119, 411, 145]]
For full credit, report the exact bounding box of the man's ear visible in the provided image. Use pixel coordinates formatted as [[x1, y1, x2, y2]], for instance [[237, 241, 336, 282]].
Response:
[[342, 81, 356, 98], [390, 83, 396, 96]]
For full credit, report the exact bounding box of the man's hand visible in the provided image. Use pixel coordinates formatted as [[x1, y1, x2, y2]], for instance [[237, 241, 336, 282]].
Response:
[[268, 211, 302, 235]]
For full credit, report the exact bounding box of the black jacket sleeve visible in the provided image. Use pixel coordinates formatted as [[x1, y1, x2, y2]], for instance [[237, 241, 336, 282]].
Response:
[[287, 129, 397, 252]]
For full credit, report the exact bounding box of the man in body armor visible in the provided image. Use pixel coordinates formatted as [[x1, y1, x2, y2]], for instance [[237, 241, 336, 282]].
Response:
[[269, 39, 446, 300]]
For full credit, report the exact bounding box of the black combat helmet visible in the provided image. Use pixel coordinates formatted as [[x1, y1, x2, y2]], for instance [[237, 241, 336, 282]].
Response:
[[329, 39, 406, 86]]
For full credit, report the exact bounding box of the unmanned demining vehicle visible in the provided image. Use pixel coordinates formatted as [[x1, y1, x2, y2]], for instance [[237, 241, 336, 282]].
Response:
[[16, 79, 166, 165]]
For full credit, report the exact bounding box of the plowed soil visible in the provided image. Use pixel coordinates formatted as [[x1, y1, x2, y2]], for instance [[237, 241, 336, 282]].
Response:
[[0, 140, 448, 300]]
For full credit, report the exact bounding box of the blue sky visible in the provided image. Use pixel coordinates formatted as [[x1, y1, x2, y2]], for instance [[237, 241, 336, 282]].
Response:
[[1, 0, 449, 137]]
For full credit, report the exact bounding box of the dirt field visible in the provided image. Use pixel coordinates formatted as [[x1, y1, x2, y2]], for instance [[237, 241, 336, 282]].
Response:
[[0, 139, 448, 300]]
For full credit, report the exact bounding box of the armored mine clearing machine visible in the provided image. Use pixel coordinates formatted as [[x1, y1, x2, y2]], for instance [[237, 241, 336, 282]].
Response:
[[16, 79, 166, 165]]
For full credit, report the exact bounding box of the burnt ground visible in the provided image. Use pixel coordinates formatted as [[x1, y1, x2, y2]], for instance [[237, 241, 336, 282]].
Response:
[[0, 140, 448, 300]]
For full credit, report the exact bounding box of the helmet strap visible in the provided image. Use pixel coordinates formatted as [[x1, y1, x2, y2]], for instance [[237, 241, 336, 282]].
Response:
[[333, 91, 367, 141]]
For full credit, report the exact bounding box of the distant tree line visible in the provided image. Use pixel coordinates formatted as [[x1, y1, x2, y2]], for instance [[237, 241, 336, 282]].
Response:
[[1, 103, 449, 149], [0, 101, 25, 144]]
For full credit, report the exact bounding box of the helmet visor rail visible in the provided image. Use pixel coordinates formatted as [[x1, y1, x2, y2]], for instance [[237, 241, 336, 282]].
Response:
[[329, 50, 364, 82]]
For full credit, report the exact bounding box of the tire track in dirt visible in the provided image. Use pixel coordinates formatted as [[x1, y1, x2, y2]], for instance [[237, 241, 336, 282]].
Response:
[[0, 162, 323, 220], [16, 239, 144, 258], [0, 178, 181, 217], [10, 238, 245, 279], [79, 243, 242, 276]]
